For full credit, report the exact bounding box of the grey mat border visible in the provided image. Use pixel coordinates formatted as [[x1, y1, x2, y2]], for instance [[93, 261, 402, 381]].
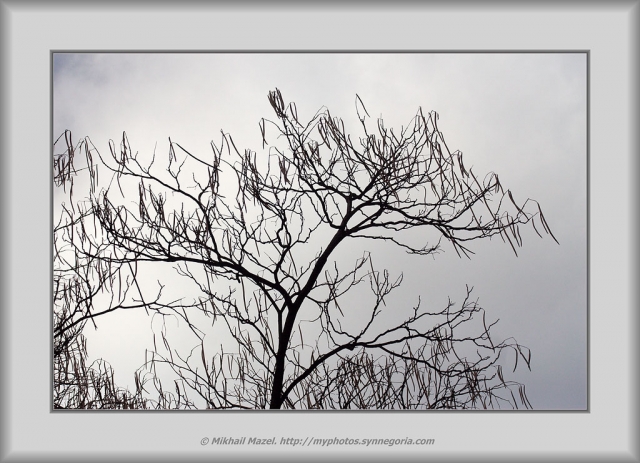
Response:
[[1, 1, 637, 462]]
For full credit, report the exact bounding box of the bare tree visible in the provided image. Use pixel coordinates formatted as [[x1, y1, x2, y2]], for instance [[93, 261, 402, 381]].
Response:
[[53, 89, 557, 409]]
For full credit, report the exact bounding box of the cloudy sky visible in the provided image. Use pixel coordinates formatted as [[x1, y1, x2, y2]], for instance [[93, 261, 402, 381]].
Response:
[[53, 52, 587, 410]]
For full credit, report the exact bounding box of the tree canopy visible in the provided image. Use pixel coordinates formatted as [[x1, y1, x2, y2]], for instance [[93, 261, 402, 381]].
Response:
[[53, 89, 556, 409]]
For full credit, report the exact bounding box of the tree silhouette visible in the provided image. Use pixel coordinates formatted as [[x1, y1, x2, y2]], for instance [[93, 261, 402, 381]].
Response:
[[53, 89, 557, 409]]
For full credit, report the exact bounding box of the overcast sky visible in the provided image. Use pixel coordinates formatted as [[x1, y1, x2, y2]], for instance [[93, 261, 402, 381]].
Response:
[[53, 52, 587, 410]]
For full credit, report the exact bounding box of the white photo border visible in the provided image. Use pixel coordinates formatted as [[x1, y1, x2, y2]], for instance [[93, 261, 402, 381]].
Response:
[[1, 1, 637, 462]]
